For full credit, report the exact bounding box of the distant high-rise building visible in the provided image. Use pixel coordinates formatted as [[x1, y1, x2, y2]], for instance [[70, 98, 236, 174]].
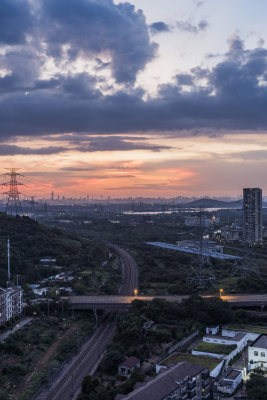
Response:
[[243, 188, 262, 243], [51, 191, 54, 201]]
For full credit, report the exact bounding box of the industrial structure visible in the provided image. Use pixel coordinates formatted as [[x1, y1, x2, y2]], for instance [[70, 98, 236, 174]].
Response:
[[243, 188, 262, 243], [146, 241, 241, 261], [2, 168, 24, 215]]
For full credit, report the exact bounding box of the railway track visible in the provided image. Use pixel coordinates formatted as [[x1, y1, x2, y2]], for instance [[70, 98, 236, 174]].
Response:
[[38, 243, 138, 400]]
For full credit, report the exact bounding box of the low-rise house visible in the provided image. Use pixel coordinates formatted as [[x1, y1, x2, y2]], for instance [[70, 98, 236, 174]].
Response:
[[193, 326, 250, 366], [33, 287, 48, 296], [217, 369, 242, 395], [116, 361, 210, 400], [248, 335, 267, 371], [118, 357, 141, 376], [206, 326, 219, 335]]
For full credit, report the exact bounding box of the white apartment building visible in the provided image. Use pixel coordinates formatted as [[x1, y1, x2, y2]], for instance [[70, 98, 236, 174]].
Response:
[[0, 286, 23, 325], [248, 335, 267, 371]]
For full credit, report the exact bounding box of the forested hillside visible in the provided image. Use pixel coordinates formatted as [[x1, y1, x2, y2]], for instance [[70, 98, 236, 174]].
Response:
[[0, 214, 110, 287]]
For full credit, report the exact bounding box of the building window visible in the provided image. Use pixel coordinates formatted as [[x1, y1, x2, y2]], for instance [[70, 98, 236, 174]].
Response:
[[254, 351, 258, 356], [261, 352, 265, 357]]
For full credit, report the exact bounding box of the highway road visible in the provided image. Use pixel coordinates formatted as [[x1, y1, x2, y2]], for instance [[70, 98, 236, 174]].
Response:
[[38, 243, 138, 400], [63, 293, 267, 309], [0, 317, 32, 342]]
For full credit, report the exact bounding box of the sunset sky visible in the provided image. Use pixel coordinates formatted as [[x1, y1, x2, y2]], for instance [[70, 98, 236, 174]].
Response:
[[1, 0, 267, 198]]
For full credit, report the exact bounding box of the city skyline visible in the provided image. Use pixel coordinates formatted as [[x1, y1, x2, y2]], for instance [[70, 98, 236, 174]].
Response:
[[1, 1, 267, 197]]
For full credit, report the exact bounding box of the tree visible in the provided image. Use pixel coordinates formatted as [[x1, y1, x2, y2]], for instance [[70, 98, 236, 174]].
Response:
[[100, 350, 124, 375], [81, 375, 99, 395], [153, 329, 172, 345], [246, 369, 267, 400]]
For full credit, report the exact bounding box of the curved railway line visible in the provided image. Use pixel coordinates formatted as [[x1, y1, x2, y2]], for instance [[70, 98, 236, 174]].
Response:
[[38, 243, 138, 400]]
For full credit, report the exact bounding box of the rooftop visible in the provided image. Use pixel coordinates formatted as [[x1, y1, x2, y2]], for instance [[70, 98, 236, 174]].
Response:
[[194, 342, 236, 355], [252, 335, 267, 350], [205, 333, 245, 342], [119, 362, 204, 400], [119, 356, 140, 368], [223, 324, 267, 335], [224, 369, 242, 381], [161, 353, 220, 371]]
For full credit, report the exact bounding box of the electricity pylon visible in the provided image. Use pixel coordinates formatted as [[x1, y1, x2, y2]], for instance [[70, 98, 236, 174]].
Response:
[[231, 245, 260, 278], [187, 208, 215, 288], [2, 169, 24, 215]]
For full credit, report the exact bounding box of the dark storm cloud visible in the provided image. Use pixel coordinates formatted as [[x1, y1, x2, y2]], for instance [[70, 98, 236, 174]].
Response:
[[0, 145, 67, 155], [74, 137, 171, 152], [0, 0, 32, 45], [2, 3, 267, 142], [41, 0, 156, 83], [40, 134, 151, 143], [176, 19, 209, 34], [176, 74, 194, 86], [149, 22, 171, 34], [3, 37, 267, 138]]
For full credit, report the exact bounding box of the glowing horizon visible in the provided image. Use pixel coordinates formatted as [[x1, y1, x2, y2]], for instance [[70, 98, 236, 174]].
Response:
[[1, 1, 267, 198]]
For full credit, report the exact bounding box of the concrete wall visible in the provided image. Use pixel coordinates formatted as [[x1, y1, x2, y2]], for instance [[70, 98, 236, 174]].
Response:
[[192, 347, 240, 365], [192, 350, 224, 359], [218, 371, 242, 395], [210, 360, 224, 378], [222, 329, 259, 342], [168, 330, 199, 355]]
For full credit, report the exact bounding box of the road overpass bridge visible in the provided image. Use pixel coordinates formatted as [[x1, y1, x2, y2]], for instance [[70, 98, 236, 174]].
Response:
[[62, 294, 267, 311]]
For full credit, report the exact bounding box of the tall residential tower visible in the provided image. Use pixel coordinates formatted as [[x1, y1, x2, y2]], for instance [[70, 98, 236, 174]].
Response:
[[243, 188, 262, 243]]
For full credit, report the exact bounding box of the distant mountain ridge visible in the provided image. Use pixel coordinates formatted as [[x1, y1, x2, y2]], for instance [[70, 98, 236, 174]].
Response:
[[177, 198, 242, 208]]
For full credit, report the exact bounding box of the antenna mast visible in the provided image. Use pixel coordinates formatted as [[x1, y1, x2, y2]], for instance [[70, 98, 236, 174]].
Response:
[[2, 168, 24, 215], [7, 236, 10, 282]]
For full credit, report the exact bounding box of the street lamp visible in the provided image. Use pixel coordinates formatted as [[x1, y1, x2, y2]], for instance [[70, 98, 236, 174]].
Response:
[[219, 288, 224, 297], [134, 289, 138, 296]]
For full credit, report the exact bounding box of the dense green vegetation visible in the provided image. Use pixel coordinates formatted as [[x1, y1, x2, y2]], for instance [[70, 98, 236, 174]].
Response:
[[194, 342, 236, 355], [0, 213, 121, 294], [40, 210, 267, 295], [246, 369, 267, 400], [0, 310, 95, 400], [161, 353, 220, 370], [79, 295, 248, 400]]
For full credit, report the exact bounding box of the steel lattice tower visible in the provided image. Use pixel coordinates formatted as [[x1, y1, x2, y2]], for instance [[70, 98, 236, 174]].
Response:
[[186, 207, 215, 288], [2, 168, 24, 215], [231, 245, 260, 278]]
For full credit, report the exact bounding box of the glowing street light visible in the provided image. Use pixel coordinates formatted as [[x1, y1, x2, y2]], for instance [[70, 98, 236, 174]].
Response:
[[134, 289, 138, 296], [219, 288, 224, 297]]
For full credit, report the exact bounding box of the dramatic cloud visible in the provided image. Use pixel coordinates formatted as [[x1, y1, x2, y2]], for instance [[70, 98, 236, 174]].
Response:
[[2, 3, 267, 143], [0, 145, 67, 155], [176, 19, 209, 34], [74, 137, 172, 152], [0, 0, 32, 45], [41, 0, 156, 83], [175, 74, 194, 86], [150, 21, 171, 34]]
